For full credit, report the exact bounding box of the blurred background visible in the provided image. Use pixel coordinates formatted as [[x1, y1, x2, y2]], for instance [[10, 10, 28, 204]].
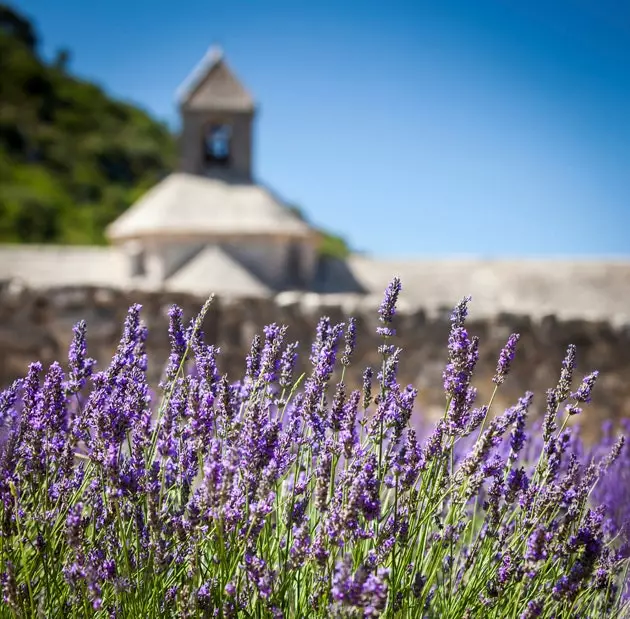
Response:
[[2, 0, 630, 257]]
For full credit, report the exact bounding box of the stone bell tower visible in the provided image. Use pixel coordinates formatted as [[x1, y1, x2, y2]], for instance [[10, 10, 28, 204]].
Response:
[[177, 46, 256, 180]]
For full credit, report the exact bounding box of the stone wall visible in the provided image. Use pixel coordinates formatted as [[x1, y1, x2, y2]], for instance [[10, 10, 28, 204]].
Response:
[[1, 283, 629, 438]]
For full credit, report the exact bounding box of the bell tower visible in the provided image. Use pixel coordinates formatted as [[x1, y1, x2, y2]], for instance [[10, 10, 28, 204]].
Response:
[[177, 46, 256, 180]]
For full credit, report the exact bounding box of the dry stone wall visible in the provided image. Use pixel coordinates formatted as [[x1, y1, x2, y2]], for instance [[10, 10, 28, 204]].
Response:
[[1, 283, 629, 438]]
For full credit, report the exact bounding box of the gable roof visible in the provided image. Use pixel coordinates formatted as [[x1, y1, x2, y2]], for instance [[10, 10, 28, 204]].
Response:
[[106, 172, 314, 241], [176, 46, 255, 112], [166, 245, 271, 297]]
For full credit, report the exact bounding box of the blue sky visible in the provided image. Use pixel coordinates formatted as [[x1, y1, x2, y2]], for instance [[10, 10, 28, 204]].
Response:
[[12, 0, 630, 257]]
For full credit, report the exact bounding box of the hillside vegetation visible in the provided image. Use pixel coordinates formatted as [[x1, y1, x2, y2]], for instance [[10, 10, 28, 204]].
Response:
[[0, 4, 176, 244], [0, 4, 349, 257]]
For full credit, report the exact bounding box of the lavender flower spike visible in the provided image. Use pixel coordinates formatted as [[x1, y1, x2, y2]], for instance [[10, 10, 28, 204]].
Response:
[[377, 277, 402, 337], [556, 344, 577, 402], [341, 317, 357, 366], [362, 367, 374, 409], [279, 341, 299, 388], [571, 370, 599, 404], [161, 305, 186, 387], [493, 333, 520, 385], [66, 320, 96, 394], [450, 295, 472, 328]]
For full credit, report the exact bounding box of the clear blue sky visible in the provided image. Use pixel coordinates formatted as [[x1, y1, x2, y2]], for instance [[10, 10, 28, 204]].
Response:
[[11, 0, 630, 258]]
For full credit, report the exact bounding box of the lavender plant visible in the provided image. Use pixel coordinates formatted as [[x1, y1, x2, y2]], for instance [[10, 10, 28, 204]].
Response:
[[0, 282, 628, 618]]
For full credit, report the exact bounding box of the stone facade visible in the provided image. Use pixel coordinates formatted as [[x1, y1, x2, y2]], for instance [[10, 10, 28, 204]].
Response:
[[2, 283, 629, 439]]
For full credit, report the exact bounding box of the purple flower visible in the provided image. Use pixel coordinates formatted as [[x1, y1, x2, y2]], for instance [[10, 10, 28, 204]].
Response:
[[243, 553, 274, 599], [457, 405, 519, 484], [361, 570, 389, 617], [525, 526, 553, 563], [312, 323, 344, 383], [570, 370, 599, 404], [289, 523, 311, 568], [377, 277, 402, 337], [451, 295, 472, 328], [346, 453, 380, 523], [421, 420, 445, 464], [542, 388, 558, 443], [330, 382, 346, 432], [279, 341, 299, 388], [497, 552, 513, 586], [107, 304, 144, 378], [259, 323, 287, 383], [66, 320, 96, 394], [42, 362, 68, 445], [0, 282, 627, 617], [509, 392, 533, 460], [191, 337, 221, 391], [556, 344, 577, 402], [314, 447, 333, 512], [197, 581, 212, 609], [341, 317, 357, 366], [443, 326, 474, 398], [245, 334, 263, 381], [443, 297, 480, 433], [386, 384, 417, 444], [399, 428, 423, 489], [362, 367, 373, 409], [331, 559, 389, 617], [162, 305, 186, 387], [493, 333, 520, 385], [378, 347, 402, 391], [310, 316, 332, 366], [505, 468, 529, 503], [520, 599, 543, 618], [331, 559, 358, 604], [66, 502, 84, 548]]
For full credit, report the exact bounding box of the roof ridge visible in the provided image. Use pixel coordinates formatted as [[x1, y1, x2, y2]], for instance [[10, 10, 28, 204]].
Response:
[[175, 45, 221, 103], [176, 47, 254, 111]]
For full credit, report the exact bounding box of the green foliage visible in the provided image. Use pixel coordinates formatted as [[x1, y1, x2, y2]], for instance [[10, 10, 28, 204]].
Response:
[[287, 203, 351, 259], [0, 3, 176, 245], [318, 230, 351, 259]]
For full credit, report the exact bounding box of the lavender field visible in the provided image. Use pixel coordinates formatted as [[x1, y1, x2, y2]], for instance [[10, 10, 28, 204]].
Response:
[[0, 278, 628, 618]]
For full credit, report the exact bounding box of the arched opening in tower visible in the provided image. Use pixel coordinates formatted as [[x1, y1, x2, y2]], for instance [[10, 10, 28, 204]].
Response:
[[203, 124, 231, 167]]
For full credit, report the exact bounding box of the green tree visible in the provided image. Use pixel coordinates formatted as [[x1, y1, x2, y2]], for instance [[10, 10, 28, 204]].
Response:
[[0, 3, 176, 245], [287, 203, 351, 259]]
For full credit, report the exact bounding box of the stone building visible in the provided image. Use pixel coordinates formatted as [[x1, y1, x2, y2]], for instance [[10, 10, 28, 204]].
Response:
[[1, 46, 630, 326], [106, 46, 321, 296]]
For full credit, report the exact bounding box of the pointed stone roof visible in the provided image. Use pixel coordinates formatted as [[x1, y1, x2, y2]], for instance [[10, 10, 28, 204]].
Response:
[[106, 172, 314, 241], [176, 46, 255, 112], [166, 246, 272, 297]]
